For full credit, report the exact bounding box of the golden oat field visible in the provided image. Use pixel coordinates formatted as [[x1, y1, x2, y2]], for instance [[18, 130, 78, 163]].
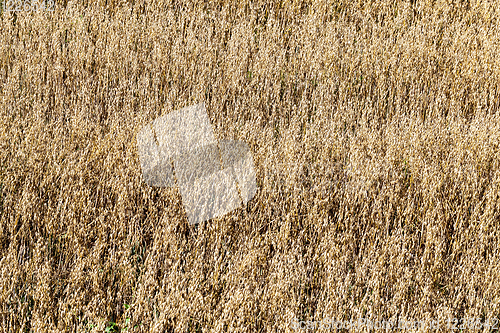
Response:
[[1, 0, 500, 331]]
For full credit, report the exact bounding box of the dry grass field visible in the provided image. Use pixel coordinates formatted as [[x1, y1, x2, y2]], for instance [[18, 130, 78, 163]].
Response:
[[1, 0, 500, 331]]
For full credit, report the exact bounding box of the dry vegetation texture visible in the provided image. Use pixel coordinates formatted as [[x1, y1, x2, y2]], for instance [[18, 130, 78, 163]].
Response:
[[1, 0, 500, 331]]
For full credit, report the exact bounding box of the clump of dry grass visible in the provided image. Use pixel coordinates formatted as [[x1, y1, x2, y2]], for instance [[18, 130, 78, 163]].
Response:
[[1, 0, 500, 331]]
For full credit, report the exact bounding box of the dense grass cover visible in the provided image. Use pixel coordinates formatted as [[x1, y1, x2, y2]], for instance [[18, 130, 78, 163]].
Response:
[[1, 0, 500, 331]]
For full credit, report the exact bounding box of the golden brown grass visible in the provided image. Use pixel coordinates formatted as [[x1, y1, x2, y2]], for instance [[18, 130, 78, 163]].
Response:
[[1, 0, 500, 331]]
